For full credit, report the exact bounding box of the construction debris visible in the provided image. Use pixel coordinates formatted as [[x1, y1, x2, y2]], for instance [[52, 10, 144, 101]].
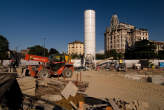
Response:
[[1, 63, 164, 110], [41, 95, 62, 102], [0, 73, 23, 110], [17, 77, 36, 96], [16, 76, 89, 110], [0, 73, 148, 110], [61, 81, 78, 99], [151, 75, 164, 85], [0, 66, 8, 72], [112, 98, 149, 110]]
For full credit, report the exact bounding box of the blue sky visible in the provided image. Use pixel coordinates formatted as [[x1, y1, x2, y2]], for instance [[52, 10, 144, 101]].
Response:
[[0, 0, 164, 53]]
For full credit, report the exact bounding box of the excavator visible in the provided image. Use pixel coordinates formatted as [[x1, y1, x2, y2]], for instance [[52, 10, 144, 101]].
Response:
[[24, 54, 74, 78]]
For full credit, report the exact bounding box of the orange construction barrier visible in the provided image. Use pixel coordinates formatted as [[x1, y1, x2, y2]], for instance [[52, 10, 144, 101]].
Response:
[[79, 101, 84, 110], [106, 106, 112, 110]]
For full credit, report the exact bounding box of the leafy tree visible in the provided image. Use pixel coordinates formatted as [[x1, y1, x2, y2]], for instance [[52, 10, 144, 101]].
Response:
[[28, 45, 48, 57], [49, 48, 59, 56], [158, 46, 164, 59], [125, 40, 157, 59], [105, 49, 120, 59], [96, 54, 105, 60], [71, 54, 81, 59], [0, 35, 9, 63], [117, 53, 124, 59], [158, 50, 164, 59]]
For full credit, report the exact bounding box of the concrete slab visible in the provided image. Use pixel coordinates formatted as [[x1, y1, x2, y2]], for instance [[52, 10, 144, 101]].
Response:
[[61, 81, 78, 99], [152, 75, 164, 85]]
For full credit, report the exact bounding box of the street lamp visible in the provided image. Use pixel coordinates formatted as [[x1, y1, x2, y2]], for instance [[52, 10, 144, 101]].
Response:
[[43, 37, 46, 57]]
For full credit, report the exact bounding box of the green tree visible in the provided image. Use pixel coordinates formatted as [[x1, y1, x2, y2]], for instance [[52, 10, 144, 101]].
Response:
[[105, 49, 120, 59], [158, 51, 164, 59], [158, 45, 164, 59], [117, 53, 124, 59], [28, 45, 48, 57], [96, 54, 105, 60], [71, 54, 81, 59], [0, 35, 9, 63], [49, 48, 60, 56], [125, 40, 157, 59]]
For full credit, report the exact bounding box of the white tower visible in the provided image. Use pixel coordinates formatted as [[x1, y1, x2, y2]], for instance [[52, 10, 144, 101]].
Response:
[[84, 10, 96, 60]]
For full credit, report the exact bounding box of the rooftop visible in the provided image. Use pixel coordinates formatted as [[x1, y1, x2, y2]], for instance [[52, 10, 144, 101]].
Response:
[[69, 40, 83, 44]]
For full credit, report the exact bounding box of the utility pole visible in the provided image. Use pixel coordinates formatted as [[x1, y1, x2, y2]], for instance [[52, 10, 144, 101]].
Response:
[[15, 46, 18, 52], [43, 37, 46, 57]]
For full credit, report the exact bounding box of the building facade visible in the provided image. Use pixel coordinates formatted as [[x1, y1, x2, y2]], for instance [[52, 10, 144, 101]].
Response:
[[68, 40, 84, 55], [104, 14, 149, 54], [150, 40, 164, 52]]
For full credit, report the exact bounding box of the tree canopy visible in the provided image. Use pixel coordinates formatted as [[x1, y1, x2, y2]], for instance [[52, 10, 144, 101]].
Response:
[[71, 53, 81, 59], [28, 45, 48, 57], [125, 40, 157, 59], [49, 48, 60, 55], [105, 49, 123, 59], [0, 35, 9, 60], [96, 54, 105, 60], [158, 45, 164, 59]]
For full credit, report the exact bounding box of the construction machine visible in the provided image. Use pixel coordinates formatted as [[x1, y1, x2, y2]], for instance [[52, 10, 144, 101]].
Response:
[[24, 54, 74, 78], [115, 59, 126, 72], [84, 54, 95, 70]]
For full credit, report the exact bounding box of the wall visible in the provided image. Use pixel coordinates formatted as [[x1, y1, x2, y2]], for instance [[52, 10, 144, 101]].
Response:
[[2, 59, 164, 68]]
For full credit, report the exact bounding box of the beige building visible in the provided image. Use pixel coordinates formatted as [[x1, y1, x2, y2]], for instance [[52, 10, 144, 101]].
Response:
[[104, 14, 149, 54], [68, 40, 84, 55], [150, 40, 164, 52]]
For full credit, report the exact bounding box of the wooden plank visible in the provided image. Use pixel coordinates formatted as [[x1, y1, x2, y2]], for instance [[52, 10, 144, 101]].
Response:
[[69, 101, 78, 109], [108, 98, 120, 110], [22, 88, 36, 96], [0, 73, 16, 84]]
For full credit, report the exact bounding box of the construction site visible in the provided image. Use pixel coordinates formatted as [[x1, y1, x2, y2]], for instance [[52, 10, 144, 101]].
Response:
[[1, 56, 164, 110], [0, 6, 164, 110]]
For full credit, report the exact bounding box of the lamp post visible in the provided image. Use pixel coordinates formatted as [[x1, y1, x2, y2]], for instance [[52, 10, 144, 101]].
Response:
[[43, 37, 46, 57]]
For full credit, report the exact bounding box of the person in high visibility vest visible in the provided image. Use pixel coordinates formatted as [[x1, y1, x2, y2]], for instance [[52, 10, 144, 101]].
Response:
[[119, 59, 123, 64]]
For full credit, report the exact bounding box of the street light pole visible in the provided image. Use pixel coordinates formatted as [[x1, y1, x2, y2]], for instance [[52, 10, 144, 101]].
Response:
[[43, 37, 46, 57]]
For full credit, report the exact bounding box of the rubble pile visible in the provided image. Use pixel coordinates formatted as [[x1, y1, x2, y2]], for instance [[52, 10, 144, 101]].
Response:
[[112, 98, 149, 110], [17, 77, 36, 96], [0, 66, 8, 72], [17, 77, 89, 110]]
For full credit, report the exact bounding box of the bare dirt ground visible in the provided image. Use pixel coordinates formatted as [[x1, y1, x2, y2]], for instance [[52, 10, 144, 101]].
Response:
[[71, 70, 164, 110]]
